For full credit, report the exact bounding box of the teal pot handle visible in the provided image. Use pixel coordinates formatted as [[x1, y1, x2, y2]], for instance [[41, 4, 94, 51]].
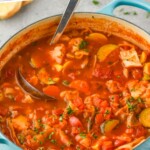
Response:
[[0, 132, 21, 150], [97, 0, 150, 15]]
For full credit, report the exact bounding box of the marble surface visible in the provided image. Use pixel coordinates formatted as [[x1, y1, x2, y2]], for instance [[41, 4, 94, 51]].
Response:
[[0, 0, 150, 47]]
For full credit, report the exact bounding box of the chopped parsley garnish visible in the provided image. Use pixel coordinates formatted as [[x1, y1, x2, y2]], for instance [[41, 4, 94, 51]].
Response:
[[62, 80, 70, 86], [38, 119, 42, 123], [133, 11, 138, 15], [67, 106, 74, 115], [124, 12, 131, 15], [79, 132, 86, 139], [105, 110, 110, 115], [92, 133, 98, 139], [40, 131, 44, 135], [34, 127, 39, 134], [76, 146, 81, 150], [51, 139, 57, 144], [137, 97, 144, 103], [79, 40, 88, 49], [18, 134, 25, 144], [33, 136, 37, 141], [126, 100, 136, 112], [92, 0, 100, 5], [39, 141, 43, 145]]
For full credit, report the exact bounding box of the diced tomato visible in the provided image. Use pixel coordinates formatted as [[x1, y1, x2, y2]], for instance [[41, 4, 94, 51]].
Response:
[[101, 141, 114, 150], [109, 95, 119, 102], [1, 83, 11, 88], [43, 85, 60, 97], [134, 126, 146, 138], [15, 93, 24, 102], [4, 69, 15, 79], [69, 116, 82, 127], [95, 113, 104, 124], [71, 127, 80, 136], [100, 100, 109, 108], [52, 108, 63, 116], [73, 97, 84, 110], [69, 80, 90, 94], [59, 130, 72, 147], [59, 120, 67, 129], [68, 73, 76, 80], [0, 106, 8, 116], [132, 69, 143, 80], [29, 75, 38, 86], [92, 64, 112, 79], [92, 97, 102, 107], [125, 128, 134, 135], [114, 139, 126, 147]]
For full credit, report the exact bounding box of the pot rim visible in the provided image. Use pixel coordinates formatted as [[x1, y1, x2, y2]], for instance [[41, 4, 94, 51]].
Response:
[[1, 12, 149, 51], [0, 11, 150, 150]]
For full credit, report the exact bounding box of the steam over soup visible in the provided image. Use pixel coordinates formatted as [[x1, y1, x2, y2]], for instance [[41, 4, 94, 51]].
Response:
[[0, 29, 150, 150]]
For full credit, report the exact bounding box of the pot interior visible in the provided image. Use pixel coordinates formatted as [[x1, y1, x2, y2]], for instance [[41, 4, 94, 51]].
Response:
[[0, 13, 150, 69]]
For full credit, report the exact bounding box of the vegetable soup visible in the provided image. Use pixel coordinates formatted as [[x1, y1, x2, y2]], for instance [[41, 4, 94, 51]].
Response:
[[0, 29, 150, 150]]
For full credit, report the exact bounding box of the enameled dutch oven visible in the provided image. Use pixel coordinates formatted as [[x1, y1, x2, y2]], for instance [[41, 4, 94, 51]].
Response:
[[0, 0, 150, 149]]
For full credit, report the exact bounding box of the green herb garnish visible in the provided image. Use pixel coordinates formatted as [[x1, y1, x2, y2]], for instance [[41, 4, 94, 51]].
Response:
[[79, 40, 88, 49], [92, 0, 100, 5], [105, 110, 110, 115], [67, 106, 74, 115], [79, 132, 86, 139], [124, 12, 131, 15], [62, 80, 70, 86], [92, 133, 98, 139], [51, 139, 57, 144]]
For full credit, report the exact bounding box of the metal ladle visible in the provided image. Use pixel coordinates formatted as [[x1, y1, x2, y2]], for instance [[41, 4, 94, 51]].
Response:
[[16, 0, 79, 100]]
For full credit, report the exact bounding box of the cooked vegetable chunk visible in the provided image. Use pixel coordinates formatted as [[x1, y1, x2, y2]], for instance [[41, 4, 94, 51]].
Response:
[[100, 120, 119, 134], [120, 49, 142, 68], [97, 44, 118, 62], [139, 108, 150, 127]]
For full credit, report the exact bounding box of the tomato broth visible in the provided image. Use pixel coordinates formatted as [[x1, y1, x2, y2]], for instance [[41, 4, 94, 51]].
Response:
[[0, 29, 150, 150]]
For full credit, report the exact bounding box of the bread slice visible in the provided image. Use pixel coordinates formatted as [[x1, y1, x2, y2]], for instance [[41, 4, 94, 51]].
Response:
[[0, 2, 22, 19], [22, 0, 33, 6]]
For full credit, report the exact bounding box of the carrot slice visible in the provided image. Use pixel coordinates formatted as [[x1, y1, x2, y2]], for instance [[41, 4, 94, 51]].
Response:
[[69, 80, 90, 93], [43, 85, 60, 97]]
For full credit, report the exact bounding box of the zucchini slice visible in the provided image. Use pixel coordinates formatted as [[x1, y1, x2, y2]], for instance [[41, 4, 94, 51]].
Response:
[[100, 119, 119, 134], [139, 108, 150, 127]]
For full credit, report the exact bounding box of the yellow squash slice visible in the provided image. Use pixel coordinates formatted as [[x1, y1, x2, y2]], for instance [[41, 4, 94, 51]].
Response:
[[97, 44, 118, 62], [86, 33, 108, 45], [139, 108, 150, 127]]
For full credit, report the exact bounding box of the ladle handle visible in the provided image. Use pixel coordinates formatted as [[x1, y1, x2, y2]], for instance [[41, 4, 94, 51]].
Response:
[[97, 0, 150, 16], [50, 0, 79, 45]]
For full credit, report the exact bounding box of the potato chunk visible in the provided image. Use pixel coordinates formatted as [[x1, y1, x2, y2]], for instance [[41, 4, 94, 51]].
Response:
[[12, 115, 29, 131], [120, 49, 142, 68]]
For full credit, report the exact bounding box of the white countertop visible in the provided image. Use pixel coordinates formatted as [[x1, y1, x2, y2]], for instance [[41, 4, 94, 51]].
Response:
[[0, 0, 150, 47]]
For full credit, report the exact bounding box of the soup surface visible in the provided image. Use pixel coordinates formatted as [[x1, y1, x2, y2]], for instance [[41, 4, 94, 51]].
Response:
[[0, 29, 150, 150]]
